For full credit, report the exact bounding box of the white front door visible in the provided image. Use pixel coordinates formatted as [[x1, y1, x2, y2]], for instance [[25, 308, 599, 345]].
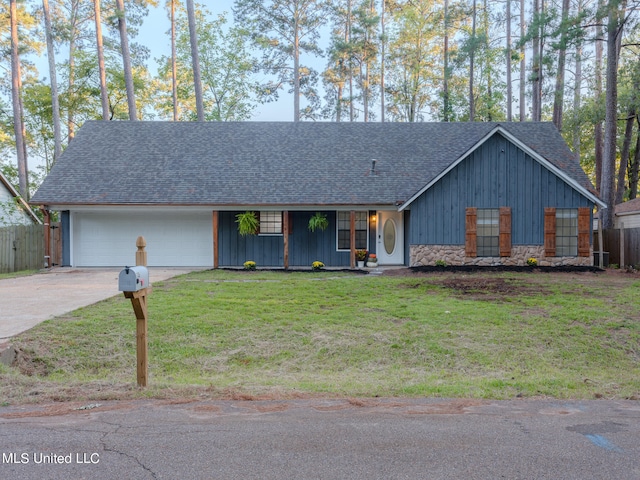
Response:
[[376, 211, 404, 265]]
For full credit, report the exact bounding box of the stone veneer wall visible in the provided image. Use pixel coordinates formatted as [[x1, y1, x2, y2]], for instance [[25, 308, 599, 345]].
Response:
[[410, 245, 594, 267]]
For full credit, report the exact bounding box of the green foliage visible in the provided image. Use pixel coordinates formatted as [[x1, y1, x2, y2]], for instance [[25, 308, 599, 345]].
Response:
[[308, 212, 329, 232], [236, 211, 259, 236], [234, 0, 328, 119], [155, 9, 265, 121]]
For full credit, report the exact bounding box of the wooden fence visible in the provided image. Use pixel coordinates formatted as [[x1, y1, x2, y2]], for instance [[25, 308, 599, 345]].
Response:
[[0, 223, 61, 274], [594, 227, 640, 268]]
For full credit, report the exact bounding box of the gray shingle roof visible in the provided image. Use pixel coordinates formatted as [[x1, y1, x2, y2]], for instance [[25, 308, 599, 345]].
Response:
[[31, 121, 598, 207]]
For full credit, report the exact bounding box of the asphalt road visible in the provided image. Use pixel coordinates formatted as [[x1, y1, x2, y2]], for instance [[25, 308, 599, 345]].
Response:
[[1, 398, 639, 479]]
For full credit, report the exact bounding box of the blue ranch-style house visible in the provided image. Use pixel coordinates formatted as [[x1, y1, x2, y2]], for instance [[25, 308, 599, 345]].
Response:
[[30, 121, 604, 268]]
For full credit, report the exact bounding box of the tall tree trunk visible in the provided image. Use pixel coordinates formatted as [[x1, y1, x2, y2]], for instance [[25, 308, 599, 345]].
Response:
[[629, 120, 640, 199], [348, 0, 354, 122], [443, 0, 450, 121], [600, 0, 625, 229], [186, 0, 204, 121], [572, 38, 582, 157], [506, 0, 512, 122], [615, 110, 636, 204], [380, 0, 385, 122], [469, 0, 476, 121], [531, 0, 541, 122], [43, 0, 63, 165], [94, 0, 110, 121], [67, 0, 78, 139], [294, 15, 301, 122], [10, 0, 28, 198], [336, 80, 343, 122], [552, 0, 570, 130], [115, 0, 137, 120], [519, 0, 525, 121], [171, 0, 178, 121], [594, 0, 604, 192], [483, 0, 492, 121], [615, 73, 638, 203]]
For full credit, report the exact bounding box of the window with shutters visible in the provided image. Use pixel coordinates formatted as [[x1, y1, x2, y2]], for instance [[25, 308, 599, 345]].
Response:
[[466, 207, 511, 257], [544, 207, 591, 257]]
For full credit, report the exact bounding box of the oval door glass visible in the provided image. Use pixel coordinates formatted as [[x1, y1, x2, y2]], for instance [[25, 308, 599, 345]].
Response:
[[383, 219, 396, 255]]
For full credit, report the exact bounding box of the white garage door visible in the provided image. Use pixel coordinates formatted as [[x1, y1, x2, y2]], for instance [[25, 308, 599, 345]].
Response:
[[73, 210, 213, 267]]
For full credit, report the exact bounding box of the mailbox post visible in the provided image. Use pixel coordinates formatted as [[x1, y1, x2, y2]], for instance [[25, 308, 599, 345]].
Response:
[[118, 236, 151, 387]]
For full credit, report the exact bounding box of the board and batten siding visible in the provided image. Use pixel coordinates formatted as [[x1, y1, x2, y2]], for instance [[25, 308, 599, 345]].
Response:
[[218, 211, 355, 267], [408, 132, 594, 246]]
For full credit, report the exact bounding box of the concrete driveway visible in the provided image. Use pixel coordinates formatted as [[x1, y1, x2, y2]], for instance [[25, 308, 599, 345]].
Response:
[[0, 267, 199, 341]]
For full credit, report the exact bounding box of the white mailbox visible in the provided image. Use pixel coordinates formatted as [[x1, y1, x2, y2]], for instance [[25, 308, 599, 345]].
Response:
[[118, 266, 149, 292]]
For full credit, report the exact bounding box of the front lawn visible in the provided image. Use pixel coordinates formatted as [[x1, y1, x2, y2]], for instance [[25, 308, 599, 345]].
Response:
[[2, 269, 639, 404]]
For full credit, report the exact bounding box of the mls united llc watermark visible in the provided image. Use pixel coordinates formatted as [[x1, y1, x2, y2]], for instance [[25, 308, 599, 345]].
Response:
[[2, 452, 100, 465]]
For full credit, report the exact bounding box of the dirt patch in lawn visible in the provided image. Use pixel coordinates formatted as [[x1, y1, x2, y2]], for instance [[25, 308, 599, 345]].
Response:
[[383, 266, 639, 301], [437, 276, 539, 300]]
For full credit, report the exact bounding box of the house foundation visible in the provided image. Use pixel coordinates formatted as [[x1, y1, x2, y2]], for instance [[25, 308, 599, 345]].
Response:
[[410, 245, 593, 267]]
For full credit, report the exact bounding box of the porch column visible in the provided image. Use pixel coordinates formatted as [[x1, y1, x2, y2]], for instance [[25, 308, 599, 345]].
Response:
[[283, 210, 289, 270], [212, 211, 219, 269], [350, 210, 356, 269]]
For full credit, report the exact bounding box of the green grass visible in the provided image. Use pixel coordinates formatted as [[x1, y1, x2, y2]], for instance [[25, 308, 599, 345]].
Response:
[[0, 269, 39, 279], [2, 269, 639, 404]]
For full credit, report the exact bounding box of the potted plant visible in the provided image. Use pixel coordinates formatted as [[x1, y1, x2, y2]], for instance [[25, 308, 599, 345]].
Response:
[[308, 212, 329, 232], [355, 249, 367, 268], [236, 211, 259, 236], [312, 260, 325, 271], [243, 260, 256, 270]]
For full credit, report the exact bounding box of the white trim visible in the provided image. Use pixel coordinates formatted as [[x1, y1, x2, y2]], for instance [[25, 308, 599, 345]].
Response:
[[399, 125, 605, 211]]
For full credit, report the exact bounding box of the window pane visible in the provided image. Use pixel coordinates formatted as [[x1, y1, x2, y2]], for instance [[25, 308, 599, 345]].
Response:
[[476, 208, 499, 257], [555, 209, 578, 256], [337, 211, 368, 251], [260, 211, 282, 234]]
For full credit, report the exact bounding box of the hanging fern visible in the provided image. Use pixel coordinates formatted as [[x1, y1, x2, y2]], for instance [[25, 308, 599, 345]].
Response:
[[236, 211, 259, 236], [308, 212, 329, 232]]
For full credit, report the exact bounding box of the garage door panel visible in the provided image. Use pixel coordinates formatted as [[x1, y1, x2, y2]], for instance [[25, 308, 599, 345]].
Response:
[[73, 211, 213, 267]]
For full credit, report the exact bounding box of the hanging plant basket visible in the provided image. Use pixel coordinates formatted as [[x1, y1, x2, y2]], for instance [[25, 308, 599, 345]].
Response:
[[308, 212, 329, 232], [236, 211, 259, 236]]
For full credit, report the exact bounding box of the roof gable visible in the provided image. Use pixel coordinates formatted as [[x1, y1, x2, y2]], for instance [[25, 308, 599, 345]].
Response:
[[399, 125, 603, 210]]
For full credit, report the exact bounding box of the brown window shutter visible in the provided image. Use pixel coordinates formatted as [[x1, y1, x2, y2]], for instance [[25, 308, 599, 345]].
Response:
[[544, 208, 556, 256], [465, 207, 477, 257], [577, 207, 591, 257], [499, 207, 512, 257]]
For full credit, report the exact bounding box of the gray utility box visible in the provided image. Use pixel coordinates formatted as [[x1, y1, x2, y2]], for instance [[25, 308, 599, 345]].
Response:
[[118, 266, 149, 292]]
